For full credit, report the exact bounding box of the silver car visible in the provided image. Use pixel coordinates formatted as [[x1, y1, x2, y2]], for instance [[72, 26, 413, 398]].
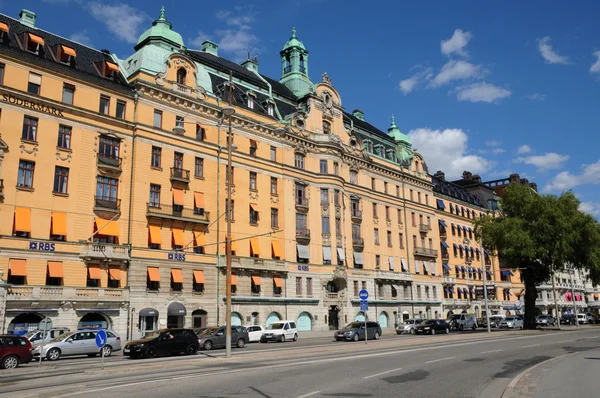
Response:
[[23, 328, 70, 344], [33, 329, 121, 361], [499, 316, 524, 329], [396, 319, 424, 335]]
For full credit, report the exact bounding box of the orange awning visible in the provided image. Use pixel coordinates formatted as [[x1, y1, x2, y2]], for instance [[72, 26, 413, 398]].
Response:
[[95, 218, 120, 237], [88, 265, 101, 280], [14, 207, 31, 233], [0, 22, 9, 33], [147, 267, 160, 282], [51, 212, 67, 236], [194, 231, 205, 246], [193, 270, 205, 284], [28, 33, 45, 46], [171, 268, 183, 283], [105, 61, 119, 72], [47, 261, 64, 278], [172, 228, 185, 246], [61, 45, 76, 57], [273, 276, 283, 288], [9, 259, 27, 276], [227, 235, 238, 252], [109, 267, 121, 280], [194, 192, 205, 208], [251, 275, 261, 285], [250, 203, 261, 212], [271, 240, 282, 258], [173, 188, 184, 206], [231, 274, 237, 285], [148, 225, 162, 244], [250, 238, 260, 256]]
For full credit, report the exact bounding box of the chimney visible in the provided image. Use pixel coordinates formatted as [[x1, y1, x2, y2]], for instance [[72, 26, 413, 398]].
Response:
[[241, 53, 259, 73], [529, 182, 538, 192], [509, 173, 520, 183], [433, 171, 445, 181], [462, 171, 473, 180], [472, 174, 482, 183], [352, 109, 365, 121], [202, 40, 219, 56], [19, 9, 36, 28]]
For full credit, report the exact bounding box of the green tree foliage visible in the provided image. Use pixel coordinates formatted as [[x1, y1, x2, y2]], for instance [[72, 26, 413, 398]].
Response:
[[474, 184, 600, 329]]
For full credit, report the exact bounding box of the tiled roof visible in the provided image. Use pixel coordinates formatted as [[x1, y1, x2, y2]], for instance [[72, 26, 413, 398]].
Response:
[[0, 13, 133, 96], [343, 111, 393, 142]]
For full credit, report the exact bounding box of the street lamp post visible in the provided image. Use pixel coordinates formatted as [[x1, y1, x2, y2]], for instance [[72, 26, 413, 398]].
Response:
[[569, 266, 579, 327]]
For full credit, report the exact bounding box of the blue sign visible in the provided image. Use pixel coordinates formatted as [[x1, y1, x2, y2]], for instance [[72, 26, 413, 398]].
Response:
[[95, 329, 107, 348], [168, 253, 186, 262], [29, 241, 56, 252], [359, 289, 369, 300], [360, 300, 368, 311], [298, 265, 310, 271]]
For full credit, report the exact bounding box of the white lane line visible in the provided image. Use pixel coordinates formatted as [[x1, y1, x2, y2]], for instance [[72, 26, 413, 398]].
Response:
[[425, 357, 455, 364], [296, 391, 321, 398], [521, 344, 541, 348], [363, 367, 403, 379], [481, 349, 503, 354], [558, 340, 574, 344]]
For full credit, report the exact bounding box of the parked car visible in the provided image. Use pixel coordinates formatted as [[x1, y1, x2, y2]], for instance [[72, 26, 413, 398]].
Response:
[[260, 321, 298, 343], [124, 329, 198, 358], [560, 314, 577, 325], [335, 321, 382, 341], [499, 316, 524, 329], [477, 318, 487, 328], [33, 329, 121, 361], [23, 328, 70, 344], [448, 314, 478, 331], [536, 315, 556, 327], [489, 315, 505, 328], [0, 335, 33, 369], [198, 326, 249, 350], [245, 325, 265, 343], [415, 320, 450, 335], [395, 319, 424, 335], [194, 327, 208, 337]]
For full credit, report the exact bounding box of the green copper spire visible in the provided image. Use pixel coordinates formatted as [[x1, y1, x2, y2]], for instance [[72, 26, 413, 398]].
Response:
[[159, 5, 166, 20], [283, 27, 306, 51], [388, 114, 410, 144], [135, 6, 184, 50], [280, 27, 311, 97]]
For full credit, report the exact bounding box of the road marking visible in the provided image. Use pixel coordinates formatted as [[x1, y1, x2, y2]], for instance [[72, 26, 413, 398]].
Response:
[[425, 357, 455, 364], [557, 340, 574, 343], [481, 349, 503, 354], [521, 344, 540, 348], [296, 391, 321, 398], [363, 367, 403, 379]]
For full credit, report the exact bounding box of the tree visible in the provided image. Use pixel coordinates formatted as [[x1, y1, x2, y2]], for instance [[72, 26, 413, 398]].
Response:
[[474, 184, 600, 329]]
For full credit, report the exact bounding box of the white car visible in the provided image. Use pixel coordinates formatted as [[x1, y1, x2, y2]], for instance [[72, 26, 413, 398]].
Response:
[[499, 316, 524, 329], [260, 321, 298, 343], [245, 325, 265, 343], [577, 314, 588, 324]]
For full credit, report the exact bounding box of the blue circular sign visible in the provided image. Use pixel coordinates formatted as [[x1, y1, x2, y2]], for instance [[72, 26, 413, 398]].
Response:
[[359, 289, 369, 300], [95, 329, 107, 348]]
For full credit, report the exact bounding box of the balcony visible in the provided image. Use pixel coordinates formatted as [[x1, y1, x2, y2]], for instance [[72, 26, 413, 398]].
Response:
[[94, 196, 121, 213], [374, 270, 413, 282], [439, 230, 447, 239], [324, 291, 345, 303], [442, 277, 456, 284], [414, 247, 438, 258], [0, 178, 4, 198], [351, 209, 362, 223], [419, 223, 432, 233], [465, 257, 473, 265], [172, 82, 196, 97], [79, 243, 130, 262], [442, 298, 469, 306], [295, 197, 309, 212], [296, 229, 311, 243], [170, 167, 190, 183], [441, 252, 449, 260], [6, 286, 128, 302], [97, 154, 122, 173], [231, 256, 286, 273], [146, 203, 210, 224], [352, 237, 364, 251]]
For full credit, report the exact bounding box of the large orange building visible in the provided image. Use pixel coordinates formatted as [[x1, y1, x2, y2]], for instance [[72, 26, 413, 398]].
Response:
[[0, 8, 523, 338]]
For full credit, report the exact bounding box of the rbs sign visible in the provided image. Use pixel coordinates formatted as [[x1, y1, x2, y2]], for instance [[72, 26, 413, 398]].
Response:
[[29, 241, 56, 251]]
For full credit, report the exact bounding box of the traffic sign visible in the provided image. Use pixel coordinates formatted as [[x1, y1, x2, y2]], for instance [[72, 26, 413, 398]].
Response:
[[359, 289, 369, 300], [95, 329, 107, 348], [360, 300, 368, 311]]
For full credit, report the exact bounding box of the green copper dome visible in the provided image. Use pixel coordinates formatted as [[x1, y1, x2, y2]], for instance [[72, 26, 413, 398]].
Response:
[[136, 6, 184, 50], [387, 115, 411, 144], [282, 28, 306, 51]]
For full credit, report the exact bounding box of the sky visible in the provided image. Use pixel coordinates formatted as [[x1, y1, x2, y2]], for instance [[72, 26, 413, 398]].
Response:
[[2, 1, 600, 215]]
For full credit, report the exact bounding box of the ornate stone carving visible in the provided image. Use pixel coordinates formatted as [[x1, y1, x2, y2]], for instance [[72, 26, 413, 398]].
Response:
[[322, 233, 331, 246], [20, 141, 38, 156], [249, 192, 259, 200], [155, 71, 166, 86], [270, 196, 279, 204], [322, 72, 332, 84], [60, 301, 73, 311], [56, 150, 72, 162]]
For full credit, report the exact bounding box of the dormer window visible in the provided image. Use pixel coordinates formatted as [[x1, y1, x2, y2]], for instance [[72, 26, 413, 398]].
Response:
[[322, 120, 331, 134], [98, 60, 119, 79], [284, 56, 291, 73], [247, 92, 255, 109], [299, 55, 305, 73], [26, 33, 44, 54], [196, 124, 205, 141], [267, 102, 274, 116], [59, 45, 76, 65], [0, 22, 9, 43], [176, 68, 186, 85]]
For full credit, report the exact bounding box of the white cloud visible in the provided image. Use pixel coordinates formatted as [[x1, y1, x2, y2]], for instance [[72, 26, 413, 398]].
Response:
[[441, 29, 472, 57], [527, 93, 547, 101], [429, 60, 484, 87], [545, 159, 600, 191], [189, 31, 210, 48], [579, 202, 600, 217], [537, 36, 569, 65], [492, 148, 506, 155], [590, 51, 600, 75], [517, 145, 532, 154], [485, 140, 501, 147], [399, 68, 433, 94], [69, 30, 92, 47], [515, 152, 569, 171], [455, 82, 511, 103], [407, 128, 493, 179], [88, 3, 148, 44]]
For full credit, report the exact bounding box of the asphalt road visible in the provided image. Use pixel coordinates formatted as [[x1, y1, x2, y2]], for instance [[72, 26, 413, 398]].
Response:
[[2, 327, 598, 398]]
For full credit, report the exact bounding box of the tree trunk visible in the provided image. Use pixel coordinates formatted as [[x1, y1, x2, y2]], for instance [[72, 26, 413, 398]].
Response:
[[523, 268, 538, 329]]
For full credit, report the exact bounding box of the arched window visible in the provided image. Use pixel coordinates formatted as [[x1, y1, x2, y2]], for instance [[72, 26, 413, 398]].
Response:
[[285, 56, 291, 73], [299, 55, 305, 73], [322, 120, 331, 134], [176, 68, 187, 84]]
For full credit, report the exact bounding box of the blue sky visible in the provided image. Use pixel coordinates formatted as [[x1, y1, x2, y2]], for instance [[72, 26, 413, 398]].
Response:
[[2, 1, 600, 214]]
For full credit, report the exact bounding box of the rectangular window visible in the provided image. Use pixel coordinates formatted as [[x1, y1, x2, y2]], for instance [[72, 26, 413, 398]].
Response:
[[361, 281, 367, 291], [249, 140, 258, 156], [151, 146, 161, 168], [320, 159, 328, 173], [296, 213, 307, 231], [306, 278, 313, 296], [28, 73, 41, 95], [374, 228, 380, 245], [17, 160, 35, 188], [225, 166, 234, 184], [153, 109, 162, 128], [62, 84, 74, 104], [321, 216, 330, 234], [57, 125, 71, 149], [410, 190, 414, 201], [295, 153, 305, 169], [425, 194, 429, 206], [354, 281, 359, 297], [267, 103, 274, 116], [0, 63, 4, 84], [99, 95, 110, 114], [96, 176, 118, 201], [99, 136, 120, 159], [350, 170, 358, 184], [247, 96, 254, 109], [418, 192, 421, 203], [270, 146, 276, 161], [333, 162, 339, 175], [149, 184, 161, 207], [174, 152, 183, 170], [387, 231, 392, 247], [320, 188, 328, 204], [175, 116, 184, 131], [397, 209, 402, 223], [53, 166, 69, 194], [226, 199, 235, 221], [249, 171, 257, 190], [116, 100, 126, 119], [196, 125, 205, 141], [296, 277, 302, 295], [335, 218, 341, 235], [250, 205, 259, 225], [384, 182, 388, 194], [376, 255, 381, 269], [399, 233, 404, 249], [371, 177, 376, 190], [411, 212, 416, 226], [194, 157, 203, 177], [385, 206, 390, 220], [372, 203, 378, 218], [271, 208, 279, 228], [22, 116, 38, 141], [412, 235, 417, 248], [334, 190, 340, 206], [352, 224, 361, 240], [396, 185, 400, 197], [270, 177, 277, 195]]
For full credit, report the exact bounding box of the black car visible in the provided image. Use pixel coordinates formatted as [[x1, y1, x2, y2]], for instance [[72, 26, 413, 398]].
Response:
[[123, 329, 198, 359], [414, 320, 450, 335], [560, 314, 577, 325], [334, 321, 382, 341]]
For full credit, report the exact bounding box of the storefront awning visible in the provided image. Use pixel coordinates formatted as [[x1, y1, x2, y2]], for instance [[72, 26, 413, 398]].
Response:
[[388, 256, 395, 270], [273, 276, 283, 288], [486, 270, 493, 277], [353, 252, 364, 265], [172, 188, 184, 206], [149, 225, 162, 244], [442, 263, 451, 271], [323, 246, 332, 261], [250, 203, 261, 212], [51, 212, 67, 236], [14, 207, 31, 233], [47, 261, 64, 278], [88, 265, 101, 280], [193, 270, 205, 284], [194, 231, 205, 246], [231, 274, 238, 285], [167, 302, 186, 316], [297, 244, 310, 260], [194, 192, 205, 208], [9, 259, 27, 276], [460, 266, 466, 272], [423, 261, 429, 272], [147, 267, 160, 282], [109, 267, 121, 280], [95, 218, 120, 237], [0, 22, 8, 33], [441, 241, 450, 249], [139, 307, 158, 317], [251, 275, 261, 285], [61, 45, 76, 57], [28, 33, 45, 46], [439, 220, 448, 228], [271, 240, 282, 258], [171, 269, 183, 283], [172, 228, 185, 246], [437, 199, 446, 209], [250, 238, 261, 256], [401, 258, 408, 271], [337, 248, 345, 261]]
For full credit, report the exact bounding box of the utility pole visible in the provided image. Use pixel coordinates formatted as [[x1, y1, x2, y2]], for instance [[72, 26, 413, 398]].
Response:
[[479, 240, 491, 334], [225, 71, 234, 358], [569, 266, 578, 327]]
